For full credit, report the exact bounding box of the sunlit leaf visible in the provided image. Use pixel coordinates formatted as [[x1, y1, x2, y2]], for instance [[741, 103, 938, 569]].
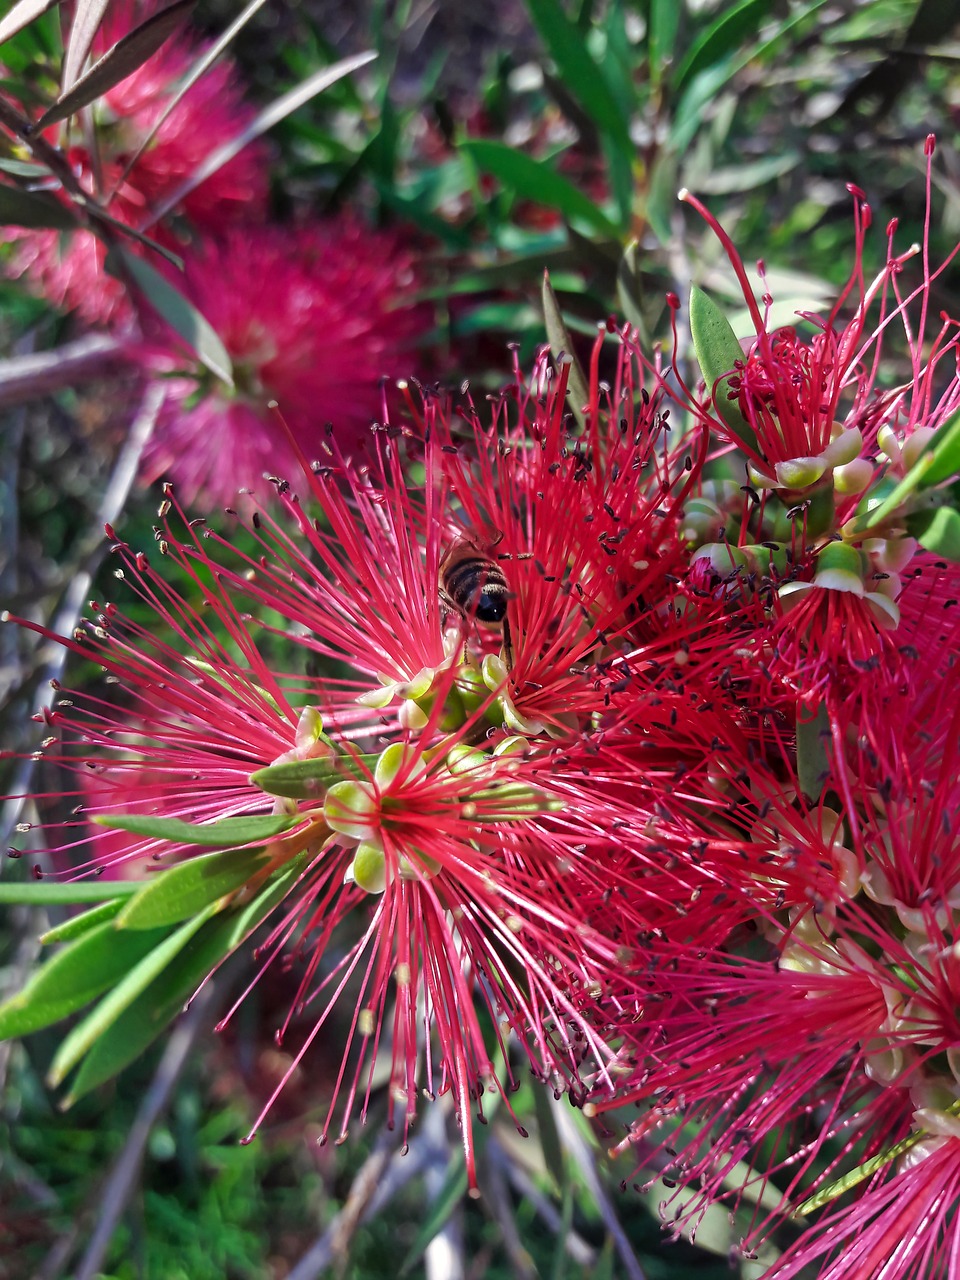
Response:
[[695, 151, 800, 195], [461, 139, 620, 238], [61, 852, 310, 1101], [649, 0, 681, 90], [912, 410, 960, 488], [94, 812, 297, 847], [0, 157, 49, 177], [0, 181, 76, 229], [48, 906, 216, 1085], [39, 897, 127, 944], [42, 1, 196, 128], [688, 284, 758, 452], [105, 245, 233, 386], [0, 879, 141, 905], [0, 919, 170, 1039], [0, 0, 61, 46], [249, 754, 373, 799], [115, 846, 274, 931], [141, 51, 376, 229]]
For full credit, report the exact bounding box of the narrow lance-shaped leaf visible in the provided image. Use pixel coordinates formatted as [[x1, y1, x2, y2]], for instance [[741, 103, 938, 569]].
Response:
[[0, 183, 77, 230], [250, 753, 376, 799], [398, 1162, 470, 1278], [460, 139, 620, 239], [40, 897, 127, 944], [94, 811, 297, 847], [48, 905, 216, 1086], [688, 284, 758, 453], [115, 845, 274, 931], [0, 879, 141, 906], [42, 0, 196, 129], [105, 245, 233, 387], [60, 0, 110, 93], [61, 851, 310, 1103], [855, 412, 960, 534], [0, 919, 171, 1040], [525, 0, 631, 154], [141, 50, 377, 229], [542, 271, 589, 432], [0, 0, 62, 47], [673, 0, 774, 93], [909, 409, 960, 489], [108, 0, 270, 200]]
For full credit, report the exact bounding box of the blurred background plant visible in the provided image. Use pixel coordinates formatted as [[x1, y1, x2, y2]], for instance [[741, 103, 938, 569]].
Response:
[[2, 0, 960, 1275]]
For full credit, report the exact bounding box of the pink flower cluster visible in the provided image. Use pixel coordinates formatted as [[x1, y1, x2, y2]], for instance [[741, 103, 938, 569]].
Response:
[[3, 1, 425, 506]]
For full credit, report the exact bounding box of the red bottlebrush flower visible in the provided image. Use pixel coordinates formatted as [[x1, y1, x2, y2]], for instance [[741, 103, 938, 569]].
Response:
[[770, 1127, 960, 1280], [5, 0, 269, 325], [681, 142, 960, 514], [136, 222, 426, 507], [6, 338, 700, 1183]]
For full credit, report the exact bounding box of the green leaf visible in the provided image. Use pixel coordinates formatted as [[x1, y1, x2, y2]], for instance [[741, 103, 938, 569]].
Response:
[[912, 411, 960, 489], [0, 880, 141, 905], [616, 239, 647, 337], [796, 702, 830, 801], [674, 0, 774, 93], [695, 151, 801, 196], [649, 0, 681, 90], [61, 852, 311, 1101], [398, 1159, 469, 1277], [115, 845, 273, 931], [0, 919, 171, 1040], [688, 285, 758, 453], [250, 754, 374, 799], [645, 148, 678, 248], [856, 414, 960, 534], [105, 245, 233, 386], [460, 139, 620, 238], [525, 0, 631, 153], [0, 182, 77, 230], [907, 504, 960, 561], [40, 897, 127, 943], [542, 271, 589, 431], [49, 907, 215, 1086], [94, 812, 297, 847], [39, 0, 196, 128], [141, 51, 377, 229]]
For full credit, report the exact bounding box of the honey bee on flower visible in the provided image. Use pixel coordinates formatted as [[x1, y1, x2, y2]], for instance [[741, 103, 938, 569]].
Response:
[[439, 530, 514, 665]]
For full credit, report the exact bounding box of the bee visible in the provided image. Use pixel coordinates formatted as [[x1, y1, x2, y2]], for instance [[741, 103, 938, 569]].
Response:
[[440, 533, 513, 664]]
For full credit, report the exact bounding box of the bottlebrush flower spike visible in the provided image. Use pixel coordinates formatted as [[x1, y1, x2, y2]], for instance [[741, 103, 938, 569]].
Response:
[[682, 142, 960, 519], [2, 336, 700, 1182], [136, 222, 426, 507], [4, 0, 269, 325]]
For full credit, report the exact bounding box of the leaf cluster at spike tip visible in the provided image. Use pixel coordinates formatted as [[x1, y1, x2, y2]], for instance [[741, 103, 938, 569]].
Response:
[[5, 137, 960, 1277]]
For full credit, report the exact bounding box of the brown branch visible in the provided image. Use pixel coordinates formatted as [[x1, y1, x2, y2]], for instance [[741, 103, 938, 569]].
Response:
[[0, 333, 131, 409]]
